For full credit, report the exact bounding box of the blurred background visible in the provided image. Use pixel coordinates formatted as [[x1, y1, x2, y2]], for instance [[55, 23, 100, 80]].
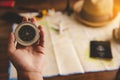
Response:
[[0, 0, 120, 80], [0, 0, 78, 10]]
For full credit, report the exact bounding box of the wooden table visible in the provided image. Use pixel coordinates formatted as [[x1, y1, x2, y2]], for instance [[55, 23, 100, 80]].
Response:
[[0, 0, 118, 80]]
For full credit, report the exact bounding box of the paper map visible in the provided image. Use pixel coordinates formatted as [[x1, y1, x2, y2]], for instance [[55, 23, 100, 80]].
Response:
[[9, 12, 120, 80]]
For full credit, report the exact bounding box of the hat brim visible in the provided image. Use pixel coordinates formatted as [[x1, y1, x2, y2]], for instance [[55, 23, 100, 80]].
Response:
[[73, 1, 118, 27]]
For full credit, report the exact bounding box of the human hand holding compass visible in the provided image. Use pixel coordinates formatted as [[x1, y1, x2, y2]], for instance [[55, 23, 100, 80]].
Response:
[[8, 17, 44, 80]]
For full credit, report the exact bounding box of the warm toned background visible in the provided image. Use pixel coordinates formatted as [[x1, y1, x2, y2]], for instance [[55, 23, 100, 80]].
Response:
[[0, 0, 118, 80]]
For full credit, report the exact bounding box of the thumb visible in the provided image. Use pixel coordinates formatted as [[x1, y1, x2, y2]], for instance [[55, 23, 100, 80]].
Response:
[[8, 32, 16, 53]]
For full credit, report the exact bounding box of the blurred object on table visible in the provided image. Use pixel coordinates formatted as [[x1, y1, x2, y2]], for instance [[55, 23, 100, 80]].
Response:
[[114, 0, 120, 12], [63, 0, 73, 16], [73, 0, 84, 13], [73, 0, 118, 27], [35, 9, 48, 20], [115, 68, 120, 80], [1, 11, 23, 24], [0, 0, 15, 8], [113, 24, 120, 43]]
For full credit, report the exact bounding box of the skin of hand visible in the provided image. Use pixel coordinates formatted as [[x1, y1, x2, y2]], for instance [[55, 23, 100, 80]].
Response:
[[8, 18, 45, 80]]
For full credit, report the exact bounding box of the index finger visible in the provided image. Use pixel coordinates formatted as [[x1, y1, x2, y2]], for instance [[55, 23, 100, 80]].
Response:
[[38, 25, 44, 47]]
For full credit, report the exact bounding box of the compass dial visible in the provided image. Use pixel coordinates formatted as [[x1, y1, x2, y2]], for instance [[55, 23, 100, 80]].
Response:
[[18, 25, 36, 41]]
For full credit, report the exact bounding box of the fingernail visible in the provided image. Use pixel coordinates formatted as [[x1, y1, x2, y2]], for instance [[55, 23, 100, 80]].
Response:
[[23, 17, 27, 22]]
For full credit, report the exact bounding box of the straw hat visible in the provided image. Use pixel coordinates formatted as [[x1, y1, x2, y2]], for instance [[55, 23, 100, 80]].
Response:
[[73, 0, 118, 27]]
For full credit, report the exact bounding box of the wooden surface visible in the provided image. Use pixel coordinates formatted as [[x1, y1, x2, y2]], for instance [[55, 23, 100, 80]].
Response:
[[0, 0, 119, 80]]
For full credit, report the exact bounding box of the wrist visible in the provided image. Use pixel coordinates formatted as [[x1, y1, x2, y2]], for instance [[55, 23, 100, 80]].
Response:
[[17, 71, 43, 80]]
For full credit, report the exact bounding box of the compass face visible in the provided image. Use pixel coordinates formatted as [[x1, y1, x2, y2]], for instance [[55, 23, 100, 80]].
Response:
[[18, 25, 36, 42], [15, 22, 40, 46]]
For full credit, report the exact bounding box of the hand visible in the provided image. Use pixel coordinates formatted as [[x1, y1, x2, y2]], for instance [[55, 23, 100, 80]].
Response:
[[8, 18, 44, 80]]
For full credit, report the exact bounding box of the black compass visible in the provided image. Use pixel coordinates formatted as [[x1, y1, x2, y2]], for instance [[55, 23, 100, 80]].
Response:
[[18, 25, 36, 41], [15, 22, 40, 46]]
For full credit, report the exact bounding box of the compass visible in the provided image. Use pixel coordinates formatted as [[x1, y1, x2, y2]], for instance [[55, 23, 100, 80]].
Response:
[[14, 22, 40, 46]]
